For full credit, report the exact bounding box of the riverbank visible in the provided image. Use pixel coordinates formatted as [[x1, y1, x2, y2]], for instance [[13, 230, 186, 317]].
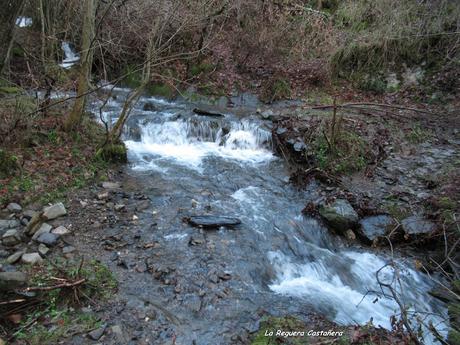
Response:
[[0, 87, 458, 344]]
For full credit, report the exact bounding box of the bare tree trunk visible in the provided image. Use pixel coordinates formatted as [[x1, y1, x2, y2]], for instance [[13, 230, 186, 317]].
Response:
[[107, 39, 154, 143], [64, 0, 96, 131], [0, 0, 25, 75]]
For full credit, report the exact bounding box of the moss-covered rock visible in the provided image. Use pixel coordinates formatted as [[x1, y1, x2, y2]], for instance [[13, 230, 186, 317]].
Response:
[[96, 143, 128, 163]]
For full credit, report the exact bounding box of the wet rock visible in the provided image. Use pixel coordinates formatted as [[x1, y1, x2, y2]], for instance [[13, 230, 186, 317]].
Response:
[[187, 215, 241, 228], [43, 202, 67, 220], [319, 199, 359, 233], [7, 203, 22, 213], [143, 102, 157, 111], [21, 253, 43, 265], [2, 229, 21, 246], [88, 325, 107, 340], [345, 229, 356, 241], [401, 216, 436, 236], [7, 251, 24, 264], [0, 271, 28, 290], [193, 108, 224, 117], [52, 225, 70, 235], [38, 244, 50, 256], [359, 215, 396, 243], [0, 250, 8, 258], [36, 232, 59, 246], [135, 200, 150, 211], [184, 295, 201, 312], [32, 223, 52, 240], [189, 234, 205, 245]]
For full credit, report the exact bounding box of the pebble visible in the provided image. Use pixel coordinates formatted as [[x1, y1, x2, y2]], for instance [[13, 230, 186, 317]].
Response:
[[38, 244, 50, 256], [52, 226, 71, 235], [62, 246, 76, 254]]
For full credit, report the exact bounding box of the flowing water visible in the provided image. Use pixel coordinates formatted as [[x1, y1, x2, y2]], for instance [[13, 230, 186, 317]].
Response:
[[59, 42, 80, 69], [91, 87, 447, 344]]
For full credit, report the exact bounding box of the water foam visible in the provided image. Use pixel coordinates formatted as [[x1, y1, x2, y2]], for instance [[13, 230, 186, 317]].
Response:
[[125, 119, 274, 170], [268, 251, 447, 343]]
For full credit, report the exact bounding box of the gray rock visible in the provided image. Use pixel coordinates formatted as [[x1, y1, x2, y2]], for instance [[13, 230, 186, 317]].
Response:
[[22, 210, 37, 220], [187, 215, 241, 228], [97, 191, 109, 200], [52, 226, 70, 235], [7, 250, 24, 264], [7, 203, 22, 213], [36, 233, 59, 246], [21, 252, 43, 265], [0, 219, 20, 232], [2, 229, 21, 246], [62, 246, 76, 254], [184, 295, 201, 312], [0, 271, 28, 290], [102, 182, 121, 190], [114, 204, 125, 211], [88, 325, 106, 340], [319, 199, 359, 233], [38, 244, 50, 256], [359, 215, 396, 242], [43, 202, 67, 220], [401, 216, 436, 235], [32, 223, 52, 240]]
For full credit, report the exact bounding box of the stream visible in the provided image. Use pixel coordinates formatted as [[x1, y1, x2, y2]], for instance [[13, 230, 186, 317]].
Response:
[[90, 86, 447, 344]]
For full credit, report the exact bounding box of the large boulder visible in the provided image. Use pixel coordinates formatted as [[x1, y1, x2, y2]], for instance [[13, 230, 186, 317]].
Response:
[[359, 215, 396, 244], [319, 199, 359, 233]]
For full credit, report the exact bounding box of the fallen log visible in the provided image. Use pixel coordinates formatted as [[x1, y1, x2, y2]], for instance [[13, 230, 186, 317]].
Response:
[[185, 215, 241, 228], [193, 108, 225, 117]]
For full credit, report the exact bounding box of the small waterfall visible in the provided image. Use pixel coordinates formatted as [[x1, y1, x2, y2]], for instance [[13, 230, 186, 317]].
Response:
[[16, 17, 33, 28], [59, 42, 80, 69], [125, 118, 274, 169]]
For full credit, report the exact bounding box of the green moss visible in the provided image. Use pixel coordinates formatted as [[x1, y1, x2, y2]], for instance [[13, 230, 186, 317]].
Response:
[[406, 123, 431, 144], [146, 83, 175, 99], [260, 77, 292, 103], [189, 62, 214, 77], [251, 316, 310, 345], [96, 143, 128, 163], [122, 65, 143, 88], [314, 130, 368, 174], [0, 86, 22, 94], [0, 149, 19, 178]]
